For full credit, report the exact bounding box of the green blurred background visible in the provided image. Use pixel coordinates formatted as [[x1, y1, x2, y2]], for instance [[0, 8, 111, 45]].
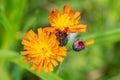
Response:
[[0, 0, 120, 80]]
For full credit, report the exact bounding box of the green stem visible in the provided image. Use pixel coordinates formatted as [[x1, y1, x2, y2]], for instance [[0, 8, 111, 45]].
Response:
[[56, 62, 63, 75], [56, 57, 66, 75]]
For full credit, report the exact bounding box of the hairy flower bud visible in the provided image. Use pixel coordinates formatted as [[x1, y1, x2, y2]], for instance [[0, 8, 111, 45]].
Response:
[[72, 39, 85, 51], [56, 30, 68, 46]]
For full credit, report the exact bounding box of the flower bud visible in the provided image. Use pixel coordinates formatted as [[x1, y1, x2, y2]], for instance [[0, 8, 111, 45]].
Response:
[[72, 39, 85, 51], [56, 30, 68, 46]]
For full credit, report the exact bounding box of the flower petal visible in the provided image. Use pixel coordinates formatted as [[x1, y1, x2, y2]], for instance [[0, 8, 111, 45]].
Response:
[[51, 60, 58, 66], [84, 39, 94, 46]]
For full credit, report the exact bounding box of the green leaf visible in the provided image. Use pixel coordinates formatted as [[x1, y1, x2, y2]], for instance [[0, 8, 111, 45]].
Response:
[[0, 12, 11, 30], [0, 50, 63, 80]]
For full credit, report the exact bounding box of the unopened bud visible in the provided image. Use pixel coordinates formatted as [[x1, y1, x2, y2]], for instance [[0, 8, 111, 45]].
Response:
[[56, 30, 68, 46], [72, 39, 85, 51]]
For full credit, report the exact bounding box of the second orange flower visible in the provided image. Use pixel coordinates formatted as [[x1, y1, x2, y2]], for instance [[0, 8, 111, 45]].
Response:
[[45, 5, 86, 33]]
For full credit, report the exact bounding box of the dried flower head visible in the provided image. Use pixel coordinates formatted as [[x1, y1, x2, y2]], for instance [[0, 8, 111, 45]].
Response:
[[55, 30, 68, 46]]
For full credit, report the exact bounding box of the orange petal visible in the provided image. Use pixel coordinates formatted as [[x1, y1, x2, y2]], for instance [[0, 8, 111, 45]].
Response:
[[74, 24, 87, 30], [26, 30, 37, 40], [50, 9, 59, 17], [44, 60, 49, 72], [84, 39, 94, 46], [69, 9, 74, 17], [24, 58, 31, 62], [51, 60, 58, 66], [74, 12, 80, 19], [24, 46, 32, 50], [56, 56, 64, 62], [20, 51, 29, 55], [63, 5, 70, 13], [43, 27, 55, 33], [31, 64, 36, 70], [48, 63, 53, 72], [44, 65, 49, 72], [59, 47, 67, 56], [37, 65, 42, 73], [22, 40, 31, 46], [50, 10, 55, 16], [38, 28, 43, 37], [67, 28, 86, 33], [68, 24, 87, 33]]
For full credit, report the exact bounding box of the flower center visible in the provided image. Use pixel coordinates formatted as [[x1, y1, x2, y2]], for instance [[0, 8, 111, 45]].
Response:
[[36, 42, 51, 59]]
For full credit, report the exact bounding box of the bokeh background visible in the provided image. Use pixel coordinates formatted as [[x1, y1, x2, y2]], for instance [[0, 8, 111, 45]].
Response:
[[0, 0, 120, 80]]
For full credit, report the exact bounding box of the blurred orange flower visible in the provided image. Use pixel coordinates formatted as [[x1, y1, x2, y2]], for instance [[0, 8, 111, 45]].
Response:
[[21, 28, 66, 73], [45, 5, 86, 33]]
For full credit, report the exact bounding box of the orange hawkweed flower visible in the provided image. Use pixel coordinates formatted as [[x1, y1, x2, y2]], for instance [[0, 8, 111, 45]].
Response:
[[45, 5, 86, 33], [21, 28, 66, 73]]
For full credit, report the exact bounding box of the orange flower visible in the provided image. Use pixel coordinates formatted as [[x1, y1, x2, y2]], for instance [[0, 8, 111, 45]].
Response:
[[45, 5, 86, 33], [21, 28, 66, 73]]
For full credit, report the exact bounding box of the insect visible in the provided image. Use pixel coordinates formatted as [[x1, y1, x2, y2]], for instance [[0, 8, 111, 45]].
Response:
[[72, 39, 85, 51]]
